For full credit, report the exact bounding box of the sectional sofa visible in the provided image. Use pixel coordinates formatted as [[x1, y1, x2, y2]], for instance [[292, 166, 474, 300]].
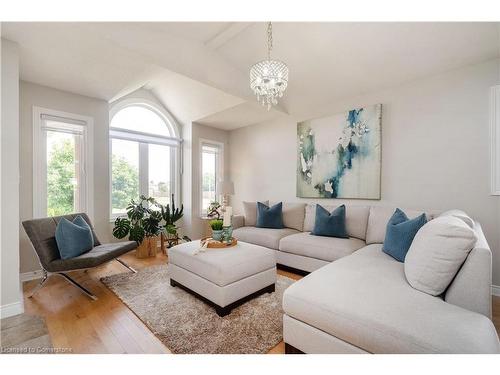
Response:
[[232, 202, 500, 354]]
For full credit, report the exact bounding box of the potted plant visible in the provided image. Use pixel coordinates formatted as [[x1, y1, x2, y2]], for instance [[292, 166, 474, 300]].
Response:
[[210, 219, 224, 241], [159, 194, 191, 249], [113, 195, 162, 258]]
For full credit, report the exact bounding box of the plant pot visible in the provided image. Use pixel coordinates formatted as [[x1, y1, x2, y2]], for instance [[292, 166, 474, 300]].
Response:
[[211, 230, 224, 241], [136, 236, 159, 258]]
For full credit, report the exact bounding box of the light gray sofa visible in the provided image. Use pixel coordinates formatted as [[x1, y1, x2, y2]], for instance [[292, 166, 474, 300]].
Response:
[[232, 203, 500, 353]]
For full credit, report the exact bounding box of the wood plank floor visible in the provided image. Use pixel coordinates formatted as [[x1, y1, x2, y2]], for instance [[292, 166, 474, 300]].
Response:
[[22, 251, 500, 354]]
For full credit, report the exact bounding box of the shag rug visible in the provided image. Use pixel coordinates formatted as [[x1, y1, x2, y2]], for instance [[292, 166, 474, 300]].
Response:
[[101, 265, 294, 354]]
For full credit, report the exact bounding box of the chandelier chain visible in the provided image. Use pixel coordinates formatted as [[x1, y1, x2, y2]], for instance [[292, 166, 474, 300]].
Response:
[[267, 22, 273, 60]]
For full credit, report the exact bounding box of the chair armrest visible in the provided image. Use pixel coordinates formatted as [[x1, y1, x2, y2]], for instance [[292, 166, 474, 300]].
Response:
[[232, 215, 245, 229]]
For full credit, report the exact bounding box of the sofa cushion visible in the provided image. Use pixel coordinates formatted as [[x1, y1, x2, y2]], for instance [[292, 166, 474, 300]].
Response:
[[304, 204, 369, 240], [311, 205, 348, 238], [366, 206, 435, 244], [405, 216, 477, 296], [279, 232, 365, 262], [256, 202, 284, 229], [48, 241, 137, 272], [382, 209, 427, 262], [168, 240, 276, 287], [243, 200, 269, 226], [270, 201, 306, 231], [283, 244, 500, 353], [233, 226, 299, 250]]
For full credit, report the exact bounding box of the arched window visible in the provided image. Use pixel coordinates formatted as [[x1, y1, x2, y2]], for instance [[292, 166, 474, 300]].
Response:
[[109, 99, 181, 217]]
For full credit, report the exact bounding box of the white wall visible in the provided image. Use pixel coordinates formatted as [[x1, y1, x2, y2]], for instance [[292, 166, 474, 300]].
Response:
[[229, 59, 500, 286], [1, 39, 23, 318], [19, 81, 110, 274]]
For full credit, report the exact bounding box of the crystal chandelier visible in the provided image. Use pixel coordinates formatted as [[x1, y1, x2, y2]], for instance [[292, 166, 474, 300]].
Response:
[[250, 22, 289, 110]]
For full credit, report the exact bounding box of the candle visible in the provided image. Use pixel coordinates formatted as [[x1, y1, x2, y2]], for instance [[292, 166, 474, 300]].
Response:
[[223, 206, 232, 227]]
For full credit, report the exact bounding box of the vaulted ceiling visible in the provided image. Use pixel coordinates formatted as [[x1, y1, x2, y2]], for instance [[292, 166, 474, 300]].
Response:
[[2, 22, 499, 129]]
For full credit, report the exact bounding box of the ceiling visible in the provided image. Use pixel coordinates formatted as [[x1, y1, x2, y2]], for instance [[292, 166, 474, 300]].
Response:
[[2, 22, 499, 129]]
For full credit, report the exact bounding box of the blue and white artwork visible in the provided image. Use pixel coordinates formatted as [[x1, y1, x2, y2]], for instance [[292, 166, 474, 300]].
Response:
[[297, 104, 382, 199]]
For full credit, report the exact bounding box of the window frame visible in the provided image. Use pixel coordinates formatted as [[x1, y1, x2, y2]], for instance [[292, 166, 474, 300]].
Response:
[[32, 106, 94, 219], [109, 98, 181, 220], [199, 138, 224, 218]]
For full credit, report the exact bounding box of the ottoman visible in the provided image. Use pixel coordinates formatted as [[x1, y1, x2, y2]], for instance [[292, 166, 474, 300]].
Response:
[[168, 240, 277, 316]]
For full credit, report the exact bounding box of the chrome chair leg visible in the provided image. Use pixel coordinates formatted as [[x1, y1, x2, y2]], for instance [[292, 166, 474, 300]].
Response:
[[28, 269, 48, 298], [56, 272, 98, 301], [115, 258, 137, 273]]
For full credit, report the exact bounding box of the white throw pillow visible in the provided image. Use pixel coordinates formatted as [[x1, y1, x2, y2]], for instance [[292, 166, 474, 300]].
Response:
[[243, 200, 268, 226], [438, 209, 474, 229], [404, 216, 477, 296]]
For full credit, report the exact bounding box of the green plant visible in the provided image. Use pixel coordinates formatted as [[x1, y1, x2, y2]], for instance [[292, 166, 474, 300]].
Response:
[[159, 194, 191, 247], [113, 195, 162, 244], [210, 219, 224, 231]]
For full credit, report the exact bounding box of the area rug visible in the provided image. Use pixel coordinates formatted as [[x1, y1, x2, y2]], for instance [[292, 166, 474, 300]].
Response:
[[101, 265, 294, 354]]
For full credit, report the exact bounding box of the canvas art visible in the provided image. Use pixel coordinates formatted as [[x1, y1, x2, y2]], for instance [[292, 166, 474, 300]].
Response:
[[297, 104, 382, 199]]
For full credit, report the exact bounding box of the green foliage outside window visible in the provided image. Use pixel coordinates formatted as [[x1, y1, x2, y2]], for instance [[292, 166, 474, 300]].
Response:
[[47, 139, 75, 216]]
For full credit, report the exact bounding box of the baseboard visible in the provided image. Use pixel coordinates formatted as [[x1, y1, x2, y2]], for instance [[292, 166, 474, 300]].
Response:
[[20, 269, 44, 282], [0, 301, 24, 319], [492, 284, 500, 297]]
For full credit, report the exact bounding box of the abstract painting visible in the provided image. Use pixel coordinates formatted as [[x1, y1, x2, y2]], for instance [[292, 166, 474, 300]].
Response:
[[297, 104, 382, 199]]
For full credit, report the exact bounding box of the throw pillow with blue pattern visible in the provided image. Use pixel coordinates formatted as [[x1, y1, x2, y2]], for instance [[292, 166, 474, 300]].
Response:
[[382, 208, 427, 262]]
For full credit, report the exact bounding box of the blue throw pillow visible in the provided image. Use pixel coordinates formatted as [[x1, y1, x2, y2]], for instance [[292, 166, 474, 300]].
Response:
[[311, 204, 349, 238], [55, 216, 94, 260], [382, 208, 427, 262], [73, 215, 96, 246], [256, 202, 284, 229]]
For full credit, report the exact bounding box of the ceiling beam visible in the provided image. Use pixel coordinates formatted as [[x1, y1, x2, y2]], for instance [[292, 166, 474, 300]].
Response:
[[204, 22, 253, 50]]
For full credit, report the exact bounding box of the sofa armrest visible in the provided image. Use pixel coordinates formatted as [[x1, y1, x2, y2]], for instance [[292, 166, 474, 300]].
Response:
[[445, 222, 492, 319], [232, 215, 245, 229]]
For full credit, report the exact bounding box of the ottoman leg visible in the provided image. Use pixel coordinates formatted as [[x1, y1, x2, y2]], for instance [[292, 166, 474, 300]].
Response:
[[267, 283, 275, 294], [215, 305, 231, 317], [170, 279, 177, 287]]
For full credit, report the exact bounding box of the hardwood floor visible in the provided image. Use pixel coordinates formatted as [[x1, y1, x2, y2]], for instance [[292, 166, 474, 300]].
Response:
[[22, 251, 500, 354]]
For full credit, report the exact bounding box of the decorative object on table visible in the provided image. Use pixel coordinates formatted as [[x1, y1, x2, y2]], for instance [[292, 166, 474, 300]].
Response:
[[113, 195, 191, 258], [206, 201, 222, 219], [218, 180, 234, 212], [200, 236, 238, 249], [297, 104, 382, 199], [250, 22, 289, 110], [159, 194, 191, 252], [222, 206, 233, 243], [209, 219, 224, 241]]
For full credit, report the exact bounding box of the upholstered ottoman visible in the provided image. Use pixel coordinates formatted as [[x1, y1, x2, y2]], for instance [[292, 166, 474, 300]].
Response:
[[168, 240, 276, 316]]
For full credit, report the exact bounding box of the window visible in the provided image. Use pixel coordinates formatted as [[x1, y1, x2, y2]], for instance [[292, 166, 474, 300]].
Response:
[[200, 140, 223, 216], [110, 101, 180, 218], [33, 107, 93, 218]]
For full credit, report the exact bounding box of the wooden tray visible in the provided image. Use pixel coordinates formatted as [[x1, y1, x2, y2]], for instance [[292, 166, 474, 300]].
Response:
[[200, 237, 238, 248]]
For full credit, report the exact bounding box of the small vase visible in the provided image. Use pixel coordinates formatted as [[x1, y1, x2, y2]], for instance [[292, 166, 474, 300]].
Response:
[[211, 230, 223, 241], [223, 226, 233, 243]]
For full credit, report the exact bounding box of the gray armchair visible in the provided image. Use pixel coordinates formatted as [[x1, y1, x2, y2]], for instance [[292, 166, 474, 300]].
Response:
[[22, 213, 138, 300]]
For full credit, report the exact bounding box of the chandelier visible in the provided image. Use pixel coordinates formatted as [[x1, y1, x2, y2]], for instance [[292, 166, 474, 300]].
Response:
[[250, 22, 289, 110]]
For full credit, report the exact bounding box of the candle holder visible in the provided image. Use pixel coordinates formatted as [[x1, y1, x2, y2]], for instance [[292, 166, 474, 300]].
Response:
[[222, 225, 233, 243]]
